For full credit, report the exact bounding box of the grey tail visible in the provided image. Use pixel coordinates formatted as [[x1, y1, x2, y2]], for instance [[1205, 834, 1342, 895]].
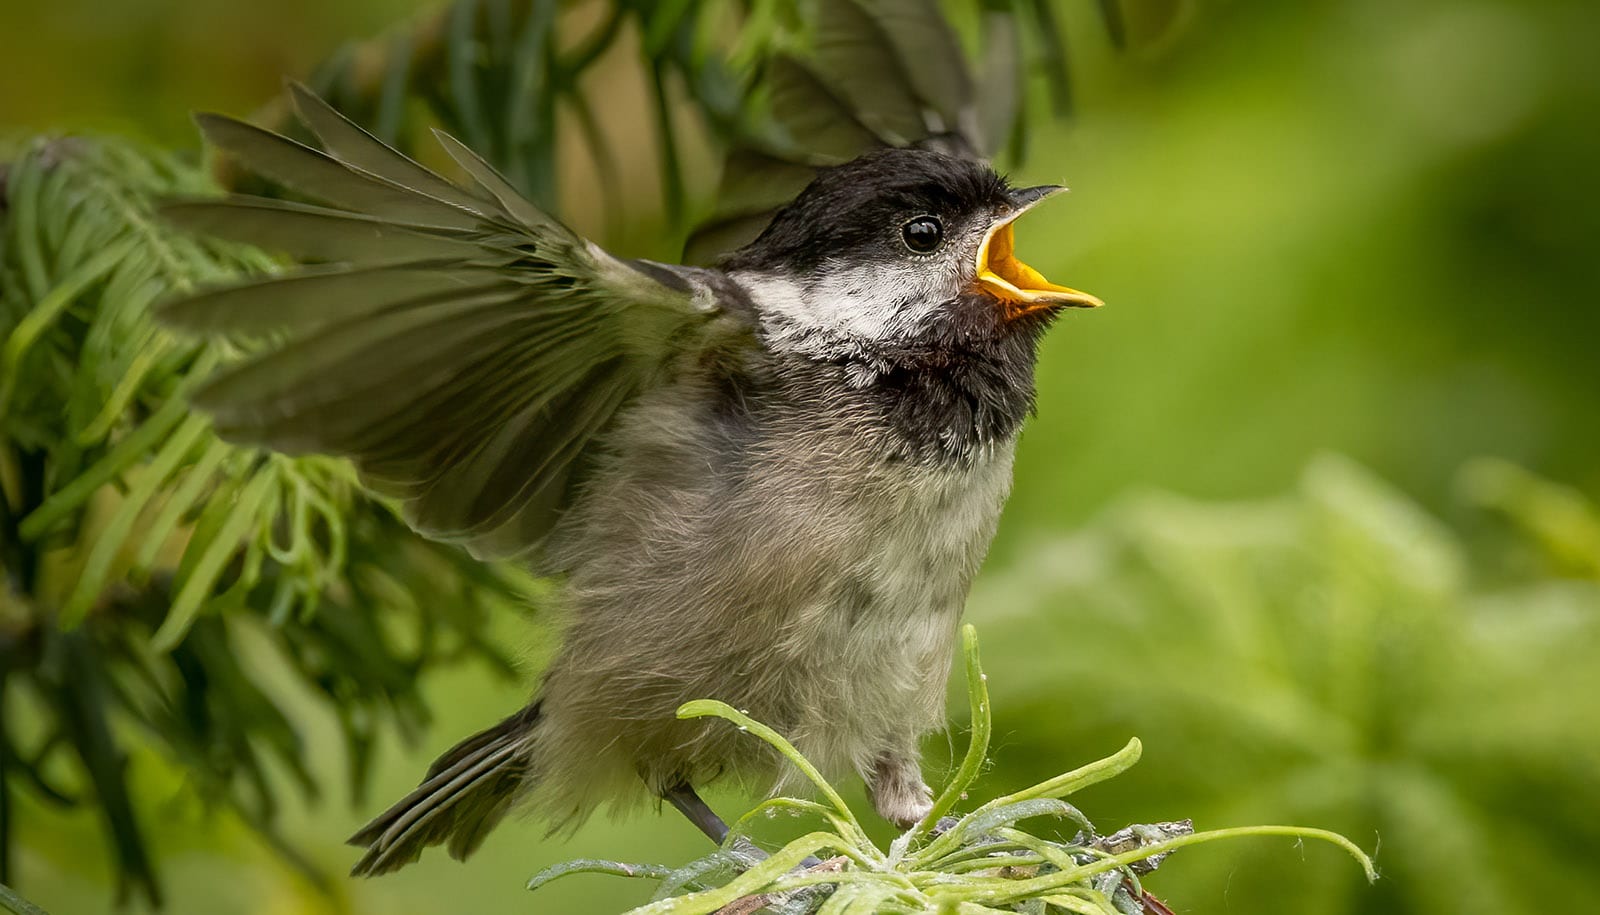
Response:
[[347, 703, 540, 876]]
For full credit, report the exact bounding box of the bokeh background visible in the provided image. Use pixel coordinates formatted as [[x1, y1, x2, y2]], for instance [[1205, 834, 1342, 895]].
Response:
[[3, 0, 1597, 913]]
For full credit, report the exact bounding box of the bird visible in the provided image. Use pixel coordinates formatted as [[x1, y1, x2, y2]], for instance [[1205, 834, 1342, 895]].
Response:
[[159, 0, 1103, 877]]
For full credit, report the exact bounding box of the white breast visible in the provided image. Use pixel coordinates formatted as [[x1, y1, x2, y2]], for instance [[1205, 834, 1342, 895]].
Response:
[[771, 442, 1017, 786]]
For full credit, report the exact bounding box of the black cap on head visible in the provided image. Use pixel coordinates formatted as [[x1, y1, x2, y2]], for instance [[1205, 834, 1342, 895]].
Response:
[[723, 148, 1011, 275]]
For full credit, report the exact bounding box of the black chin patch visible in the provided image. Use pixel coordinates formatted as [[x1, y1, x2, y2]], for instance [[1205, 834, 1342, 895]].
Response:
[[805, 294, 1052, 463]]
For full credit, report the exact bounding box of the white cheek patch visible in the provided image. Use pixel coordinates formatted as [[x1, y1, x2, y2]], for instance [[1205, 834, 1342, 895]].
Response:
[[736, 254, 969, 354], [812, 260, 941, 337]]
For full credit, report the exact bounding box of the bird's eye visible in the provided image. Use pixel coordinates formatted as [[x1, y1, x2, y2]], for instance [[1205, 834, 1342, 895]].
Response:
[[901, 216, 943, 254]]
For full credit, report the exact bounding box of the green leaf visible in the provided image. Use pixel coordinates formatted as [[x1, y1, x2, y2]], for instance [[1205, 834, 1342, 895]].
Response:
[[907, 623, 991, 848], [152, 460, 279, 649]]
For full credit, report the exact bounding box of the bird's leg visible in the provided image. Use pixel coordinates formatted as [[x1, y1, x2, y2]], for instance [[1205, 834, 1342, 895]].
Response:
[[662, 782, 823, 870], [866, 751, 934, 829], [663, 782, 731, 844]]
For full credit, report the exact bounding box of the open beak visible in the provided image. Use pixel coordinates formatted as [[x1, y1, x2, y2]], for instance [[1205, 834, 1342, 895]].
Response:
[[976, 185, 1103, 317]]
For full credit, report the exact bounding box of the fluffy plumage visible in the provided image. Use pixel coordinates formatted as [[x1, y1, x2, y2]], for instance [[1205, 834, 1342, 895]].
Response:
[[161, 0, 1092, 878]]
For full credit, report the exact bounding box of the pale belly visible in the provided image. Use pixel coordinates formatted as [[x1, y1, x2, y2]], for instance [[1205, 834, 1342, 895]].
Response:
[[531, 395, 1018, 813], [765, 450, 1017, 784]]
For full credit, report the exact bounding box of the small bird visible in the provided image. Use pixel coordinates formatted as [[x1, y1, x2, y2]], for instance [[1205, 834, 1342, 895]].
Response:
[[161, 9, 1101, 877]]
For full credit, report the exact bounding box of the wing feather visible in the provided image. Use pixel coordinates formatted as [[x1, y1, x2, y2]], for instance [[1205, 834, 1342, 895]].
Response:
[[429, 129, 566, 232], [195, 114, 485, 230], [161, 261, 508, 334], [193, 294, 533, 443], [858, 0, 976, 133], [163, 88, 744, 561], [686, 0, 990, 264], [766, 55, 882, 163], [814, 0, 928, 145], [975, 10, 1024, 156], [162, 198, 482, 263], [287, 81, 495, 214]]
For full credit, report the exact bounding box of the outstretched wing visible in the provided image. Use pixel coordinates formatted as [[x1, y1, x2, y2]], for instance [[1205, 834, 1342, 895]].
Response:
[[162, 84, 748, 561], [684, 0, 1020, 264]]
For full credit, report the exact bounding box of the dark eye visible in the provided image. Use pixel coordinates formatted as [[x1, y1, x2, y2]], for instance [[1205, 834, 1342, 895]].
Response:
[[901, 216, 943, 254]]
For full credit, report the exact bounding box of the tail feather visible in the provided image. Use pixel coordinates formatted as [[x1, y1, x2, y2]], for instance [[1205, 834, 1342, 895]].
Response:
[[348, 704, 539, 876]]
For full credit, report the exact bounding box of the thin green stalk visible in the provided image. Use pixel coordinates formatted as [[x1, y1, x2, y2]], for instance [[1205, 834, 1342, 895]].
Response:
[[677, 701, 867, 844], [0, 880, 51, 915], [904, 625, 989, 851], [625, 833, 850, 915], [527, 859, 674, 892], [16, 377, 192, 542], [58, 413, 209, 625], [130, 436, 230, 573], [153, 463, 280, 650], [931, 825, 1376, 907]]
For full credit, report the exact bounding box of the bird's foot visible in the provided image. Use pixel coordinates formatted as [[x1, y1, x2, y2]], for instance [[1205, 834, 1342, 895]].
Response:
[[868, 754, 934, 828]]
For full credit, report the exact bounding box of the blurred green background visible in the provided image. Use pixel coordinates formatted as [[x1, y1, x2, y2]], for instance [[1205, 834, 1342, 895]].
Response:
[[3, 0, 1597, 913]]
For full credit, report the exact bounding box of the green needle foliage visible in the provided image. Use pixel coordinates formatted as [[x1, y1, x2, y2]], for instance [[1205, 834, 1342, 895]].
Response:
[[528, 626, 1375, 914], [0, 136, 536, 905], [236, 0, 1122, 247]]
